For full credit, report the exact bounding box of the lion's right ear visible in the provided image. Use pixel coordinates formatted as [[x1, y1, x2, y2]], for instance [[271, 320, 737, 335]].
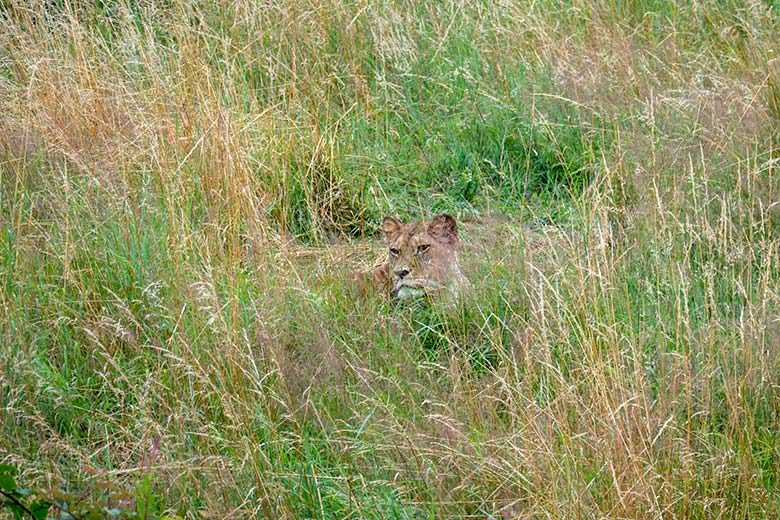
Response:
[[380, 217, 403, 243], [427, 214, 458, 245]]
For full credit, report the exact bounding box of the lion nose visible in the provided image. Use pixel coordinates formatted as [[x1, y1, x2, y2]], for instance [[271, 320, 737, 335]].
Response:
[[395, 268, 410, 279]]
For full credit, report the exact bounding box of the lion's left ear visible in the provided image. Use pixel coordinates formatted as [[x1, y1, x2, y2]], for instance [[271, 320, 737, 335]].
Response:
[[427, 214, 458, 245], [380, 217, 403, 243]]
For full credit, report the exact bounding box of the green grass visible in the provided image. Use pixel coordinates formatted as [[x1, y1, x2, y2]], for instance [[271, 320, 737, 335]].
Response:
[[2, 0, 780, 518]]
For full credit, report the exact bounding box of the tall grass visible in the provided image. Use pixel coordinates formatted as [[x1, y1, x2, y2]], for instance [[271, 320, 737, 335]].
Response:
[[1, 0, 779, 518]]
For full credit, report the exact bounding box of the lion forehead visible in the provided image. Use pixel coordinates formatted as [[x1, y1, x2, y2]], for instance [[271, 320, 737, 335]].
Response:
[[388, 233, 411, 250], [390, 228, 425, 249]]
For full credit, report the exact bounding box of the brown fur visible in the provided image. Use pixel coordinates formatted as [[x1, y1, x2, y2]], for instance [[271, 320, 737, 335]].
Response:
[[346, 264, 390, 298]]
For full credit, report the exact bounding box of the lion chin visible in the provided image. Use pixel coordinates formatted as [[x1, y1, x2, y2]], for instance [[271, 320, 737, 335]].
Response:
[[394, 285, 426, 300]]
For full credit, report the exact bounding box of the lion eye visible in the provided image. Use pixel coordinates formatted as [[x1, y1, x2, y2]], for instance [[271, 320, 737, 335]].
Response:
[[389, 248, 400, 257], [416, 244, 430, 255]]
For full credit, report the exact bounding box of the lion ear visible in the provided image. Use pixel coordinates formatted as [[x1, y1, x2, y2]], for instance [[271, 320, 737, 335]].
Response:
[[427, 214, 458, 245], [380, 217, 403, 243]]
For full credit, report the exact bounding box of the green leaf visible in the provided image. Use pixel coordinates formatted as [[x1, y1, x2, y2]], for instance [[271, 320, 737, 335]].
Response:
[[30, 499, 51, 520], [0, 473, 16, 491], [5, 501, 26, 520]]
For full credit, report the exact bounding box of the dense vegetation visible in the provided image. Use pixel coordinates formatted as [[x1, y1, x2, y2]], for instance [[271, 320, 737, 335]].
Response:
[[2, 0, 780, 518]]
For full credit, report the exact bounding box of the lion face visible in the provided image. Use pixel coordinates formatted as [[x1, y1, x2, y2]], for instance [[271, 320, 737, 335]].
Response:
[[380, 214, 467, 299]]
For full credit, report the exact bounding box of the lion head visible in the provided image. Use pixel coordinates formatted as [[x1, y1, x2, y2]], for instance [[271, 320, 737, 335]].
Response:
[[379, 214, 467, 299]]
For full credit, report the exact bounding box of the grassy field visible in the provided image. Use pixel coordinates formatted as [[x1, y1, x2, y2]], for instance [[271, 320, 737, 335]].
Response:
[[2, 0, 780, 518]]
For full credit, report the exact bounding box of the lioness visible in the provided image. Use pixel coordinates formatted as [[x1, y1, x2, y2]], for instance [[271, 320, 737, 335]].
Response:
[[351, 214, 467, 299]]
